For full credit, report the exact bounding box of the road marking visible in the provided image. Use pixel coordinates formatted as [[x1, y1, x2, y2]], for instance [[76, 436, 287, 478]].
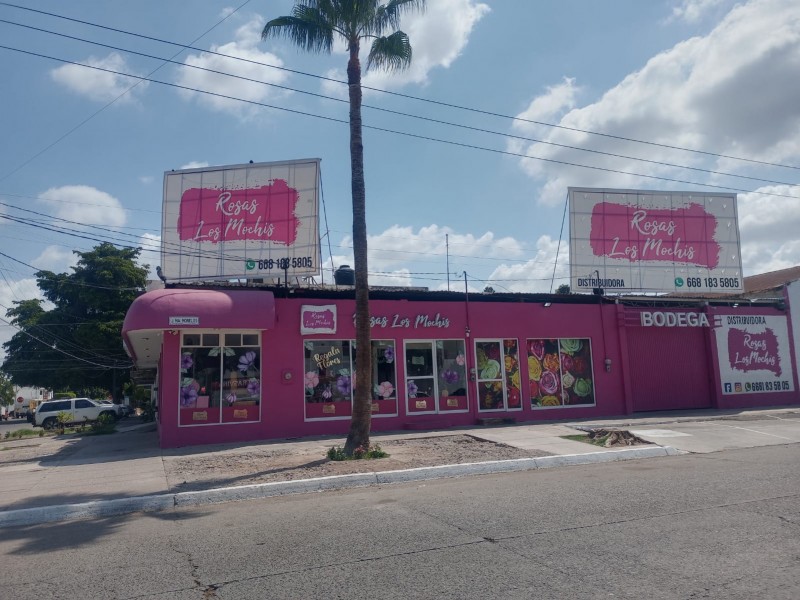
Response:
[[629, 429, 692, 438], [712, 422, 797, 441]]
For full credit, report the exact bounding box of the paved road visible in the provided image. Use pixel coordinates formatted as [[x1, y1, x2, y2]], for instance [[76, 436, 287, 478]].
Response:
[[2, 443, 798, 599]]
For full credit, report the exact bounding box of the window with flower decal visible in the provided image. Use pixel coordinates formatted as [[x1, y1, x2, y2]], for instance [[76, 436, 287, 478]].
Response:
[[404, 339, 467, 414], [475, 339, 521, 411], [527, 338, 595, 408], [179, 332, 261, 426], [303, 340, 397, 420]]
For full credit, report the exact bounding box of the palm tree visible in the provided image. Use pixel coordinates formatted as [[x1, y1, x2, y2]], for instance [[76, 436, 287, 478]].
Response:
[[263, 0, 425, 454]]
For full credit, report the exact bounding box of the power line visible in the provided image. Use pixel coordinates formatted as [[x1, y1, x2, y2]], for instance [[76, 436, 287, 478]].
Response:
[[2, 17, 797, 189], [2, 43, 797, 203], [2, 1, 797, 171], [0, 0, 254, 184]]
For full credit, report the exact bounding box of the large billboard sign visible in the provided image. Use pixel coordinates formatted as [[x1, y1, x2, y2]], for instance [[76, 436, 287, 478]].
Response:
[[569, 188, 743, 294], [161, 159, 321, 281], [715, 314, 795, 395]]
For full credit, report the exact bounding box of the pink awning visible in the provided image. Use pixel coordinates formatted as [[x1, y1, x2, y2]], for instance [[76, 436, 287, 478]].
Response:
[[122, 288, 275, 368]]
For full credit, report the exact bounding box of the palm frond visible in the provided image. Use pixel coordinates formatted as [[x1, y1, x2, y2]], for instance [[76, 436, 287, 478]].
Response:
[[373, 0, 426, 33], [366, 31, 412, 72], [261, 10, 334, 54]]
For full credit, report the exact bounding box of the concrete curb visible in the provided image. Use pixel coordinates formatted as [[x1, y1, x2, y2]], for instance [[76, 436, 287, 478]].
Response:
[[0, 445, 679, 528]]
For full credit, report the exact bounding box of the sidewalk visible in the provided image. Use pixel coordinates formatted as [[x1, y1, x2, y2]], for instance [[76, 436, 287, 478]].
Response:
[[1, 406, 798, 527]]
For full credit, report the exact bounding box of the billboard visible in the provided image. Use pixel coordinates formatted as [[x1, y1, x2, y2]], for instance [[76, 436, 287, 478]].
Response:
[[714, 314, 795, 395], [161, 159, 320, 281], [569, 188, 743, 294]]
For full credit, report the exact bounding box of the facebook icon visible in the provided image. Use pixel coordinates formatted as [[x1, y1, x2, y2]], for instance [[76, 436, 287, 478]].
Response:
[[724, 383, 732, 393]]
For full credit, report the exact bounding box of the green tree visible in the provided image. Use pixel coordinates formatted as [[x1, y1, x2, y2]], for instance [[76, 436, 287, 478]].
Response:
[[262, 0, 424, 454], [0, 371, 14, 407], [556, 284, 571, 294], [2, 243, 148, 397]]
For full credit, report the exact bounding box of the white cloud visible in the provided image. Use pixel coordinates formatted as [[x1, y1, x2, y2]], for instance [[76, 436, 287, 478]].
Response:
[[50, 52, 149, 103], [31, 246, 77, 273], [737, 184, 800, 275], [38, 185, 126, 228], [322, 0, 489, 94], [179, 161, 210, 170], [176, 16, 291, 118], [485, 235, 570, 293], [139, 175, 155, 185], [669, 0, 729, 23], [137, 233, 162, 281], [512, 0, 800, 206]]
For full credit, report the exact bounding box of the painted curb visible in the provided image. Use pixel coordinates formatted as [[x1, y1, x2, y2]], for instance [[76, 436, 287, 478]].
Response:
[[0, 445, 678, 527]]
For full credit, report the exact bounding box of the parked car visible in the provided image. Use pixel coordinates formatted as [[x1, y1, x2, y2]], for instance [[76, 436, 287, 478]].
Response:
[[33, 398, 122, 430]]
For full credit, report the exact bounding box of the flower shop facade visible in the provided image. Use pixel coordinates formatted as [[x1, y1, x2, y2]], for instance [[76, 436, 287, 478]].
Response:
[[122, 287, 799, 448]]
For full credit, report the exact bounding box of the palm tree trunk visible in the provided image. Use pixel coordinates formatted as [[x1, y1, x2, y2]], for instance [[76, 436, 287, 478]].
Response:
[[344, 40, 372, 454]]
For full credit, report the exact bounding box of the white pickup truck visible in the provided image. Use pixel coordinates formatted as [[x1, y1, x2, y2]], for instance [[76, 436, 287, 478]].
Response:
[[33, 398, 122, 429]]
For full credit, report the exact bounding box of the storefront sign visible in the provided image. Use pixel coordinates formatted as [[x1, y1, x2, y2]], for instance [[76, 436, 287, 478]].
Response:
[[301, 305, 336, 334], [322, 404, 336, 414], [192, 411, 208, 421], [415, 400, 427, 409], [569, 188, 743, 293], [233, 409, 248, 419], [169, 316, 199, 326], [640, 311, 710, 327], [363, 312, 451, 329], [313, 346, 342, 369], [715, 314, 794, 395]]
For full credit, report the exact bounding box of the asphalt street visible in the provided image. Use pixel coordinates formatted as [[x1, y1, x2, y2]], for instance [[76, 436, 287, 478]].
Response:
[[2, 443, 798, 599]]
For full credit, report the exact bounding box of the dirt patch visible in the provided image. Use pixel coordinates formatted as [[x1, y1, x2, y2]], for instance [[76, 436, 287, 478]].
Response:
[[163, 434, 551, 493], [566, 428, 651, 448]]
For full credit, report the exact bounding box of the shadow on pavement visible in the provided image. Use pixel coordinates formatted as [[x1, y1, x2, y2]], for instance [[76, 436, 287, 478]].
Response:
[[2, 503, 211, 555]]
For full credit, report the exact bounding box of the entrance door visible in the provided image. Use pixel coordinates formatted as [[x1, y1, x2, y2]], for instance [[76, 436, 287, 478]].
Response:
[[627, 326, 712, 412]]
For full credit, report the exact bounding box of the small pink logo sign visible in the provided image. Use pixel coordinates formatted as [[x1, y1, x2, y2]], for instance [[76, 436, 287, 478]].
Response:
[[728, 328, 781, 377], [303, 309, 335, 330], [177, 180, 300, 245], [589, 202, 720, 268]]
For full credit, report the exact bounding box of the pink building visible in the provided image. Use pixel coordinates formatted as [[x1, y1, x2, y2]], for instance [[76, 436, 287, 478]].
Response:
[[122, 286, 799, 448]]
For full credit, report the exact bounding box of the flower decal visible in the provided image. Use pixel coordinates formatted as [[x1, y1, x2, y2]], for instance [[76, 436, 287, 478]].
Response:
[[383, 346, 395, 364], [441, 369, 460, 385], [336, 375, 351, 396], [322, 386, 332, 400], [574, 378, 592, 397], [407, 380, 418, 398], [180, 385, 198, 407], [181, 353, 193, 371], [528, 339, 545, 360], [455, 353, 465, 366], [304, 371, 320, 390], [559, 339, 583, 355], [540, 370, 559, 394], [377, 381, 394, 399], [528, 356, 542, 381], [238, 350, 257, 373], [480, 359, 501, 381], [225, 392, 237, 406]]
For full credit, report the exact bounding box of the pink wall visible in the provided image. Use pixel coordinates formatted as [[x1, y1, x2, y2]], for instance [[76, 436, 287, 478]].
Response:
[[154, 293, 798, 448], [157, 296, 626, 447]]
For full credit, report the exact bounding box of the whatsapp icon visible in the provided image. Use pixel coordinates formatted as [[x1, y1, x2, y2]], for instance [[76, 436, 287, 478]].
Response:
[[245, 259, 256, 270], [674, 277, 684, 287]]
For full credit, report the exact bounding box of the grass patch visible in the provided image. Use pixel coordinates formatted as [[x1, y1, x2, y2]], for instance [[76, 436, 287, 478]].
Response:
[[327, 444, 389, 461], [4, 428, 43, 440]]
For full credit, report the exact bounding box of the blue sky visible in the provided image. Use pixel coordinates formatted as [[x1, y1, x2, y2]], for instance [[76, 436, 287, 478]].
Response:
[[1, 0, 799, 356]]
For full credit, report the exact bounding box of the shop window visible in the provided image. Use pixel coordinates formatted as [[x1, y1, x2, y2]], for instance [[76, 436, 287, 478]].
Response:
[[405, 339, 467, 414], [303, 340, 398, 420], [527, 338, 595, 408], [179, 332, 261, 426], [475, 339, 522, 411]]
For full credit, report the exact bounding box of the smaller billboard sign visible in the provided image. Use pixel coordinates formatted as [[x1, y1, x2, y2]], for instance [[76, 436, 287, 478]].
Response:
[[569, 188, 743, 294], [161, 159, 321, 282], [715, 314, 795, 395]]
